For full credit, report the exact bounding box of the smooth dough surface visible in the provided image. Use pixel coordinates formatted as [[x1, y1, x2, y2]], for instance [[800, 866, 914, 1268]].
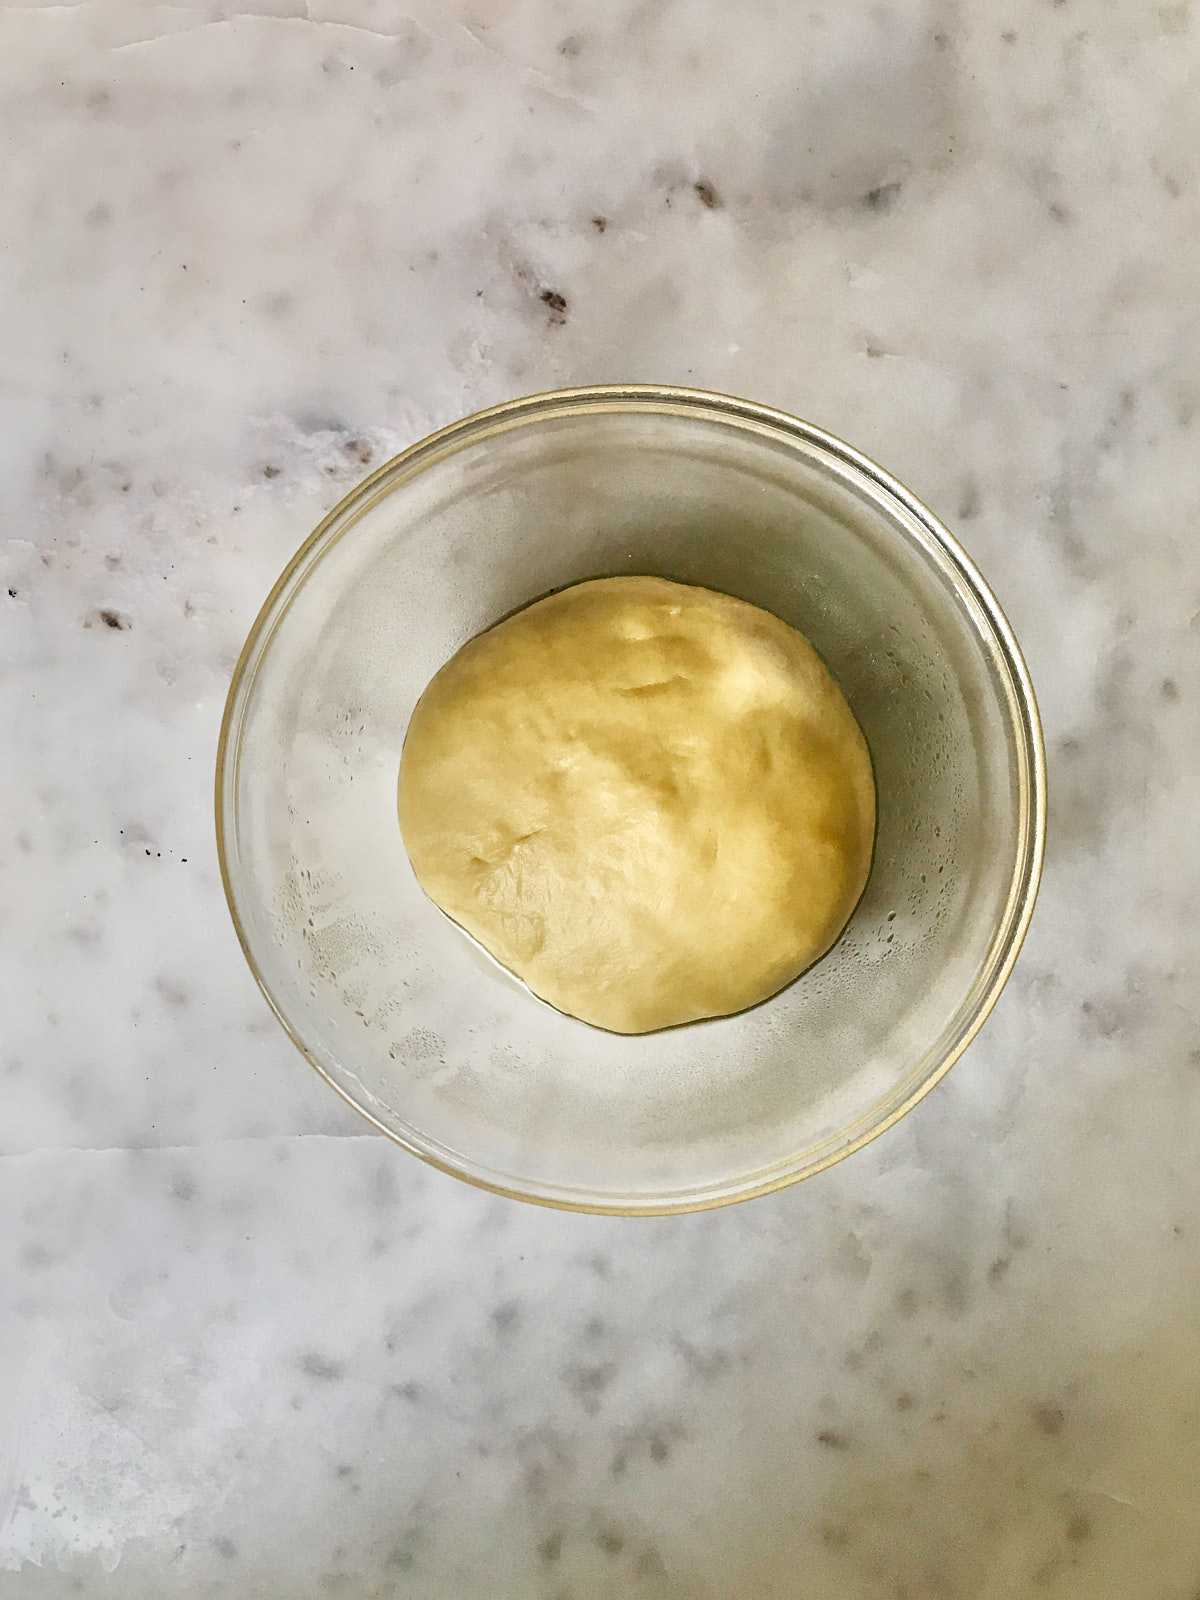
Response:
[[399, 577, 875, 1034]]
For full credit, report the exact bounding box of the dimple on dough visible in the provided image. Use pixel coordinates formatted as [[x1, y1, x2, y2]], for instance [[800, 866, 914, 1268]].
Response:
[[398, 576, 875, 1034]]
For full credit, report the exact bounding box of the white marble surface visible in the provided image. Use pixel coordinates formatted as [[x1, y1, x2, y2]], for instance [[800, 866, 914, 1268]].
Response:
[[2, 0, 1198, 1593]]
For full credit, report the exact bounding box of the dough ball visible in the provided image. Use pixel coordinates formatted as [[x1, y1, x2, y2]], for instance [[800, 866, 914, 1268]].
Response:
[[399, 576, 875, 1034]]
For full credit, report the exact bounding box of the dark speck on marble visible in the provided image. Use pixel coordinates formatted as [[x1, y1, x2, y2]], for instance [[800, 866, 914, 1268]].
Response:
[[1160, 677, 1180, 702], [538, 1530, 563, 1565], [591, 214, 608, 232], [95, 608, 129, 631], [368, 1159, 398, 1209], [1080, 997, 1125, 1040], [863, 181, 902, 213], [1065, 1510, 1092, 1542], [595, 1525, 625, 1557], [816, 1428, 850, 1450], [562, 1360, 617, 1411], [672, 1336, 730, 1383], [519, 1430, 572, 1500], [1047, 199, 1072, 224], [612, 1419, 681, 1477], [957, 478, 981, 520], [1002, 28, 1018, 42], [491, 1299, 521, 1336], [1032, 1402, 1067, 1437], [154, 974, 189, 1009], [557, 33, 584, 57], [540, 289, 568, 326], [262, 463, 281, 479], [694, 178, 721, 208], [295, 410, 347, 437], [299, 1351, 345, 1383]]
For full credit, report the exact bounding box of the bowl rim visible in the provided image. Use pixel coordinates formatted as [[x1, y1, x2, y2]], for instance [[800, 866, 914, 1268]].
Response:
[[215, 383, 1047, 1216]]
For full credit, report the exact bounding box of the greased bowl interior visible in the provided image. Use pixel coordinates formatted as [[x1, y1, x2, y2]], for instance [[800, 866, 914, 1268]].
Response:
[[216, 387, 1045, 1213]]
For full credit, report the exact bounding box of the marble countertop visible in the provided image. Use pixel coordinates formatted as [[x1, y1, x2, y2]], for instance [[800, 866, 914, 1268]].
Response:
[[3, 1, 1198, 1594]]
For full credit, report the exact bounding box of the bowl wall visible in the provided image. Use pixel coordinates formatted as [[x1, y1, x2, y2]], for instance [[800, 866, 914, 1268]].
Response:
[[218, 388, 1044, 1211]]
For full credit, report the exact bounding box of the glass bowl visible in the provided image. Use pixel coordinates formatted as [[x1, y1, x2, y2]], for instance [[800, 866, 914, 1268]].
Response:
[[216, 386, 1045, 1214]]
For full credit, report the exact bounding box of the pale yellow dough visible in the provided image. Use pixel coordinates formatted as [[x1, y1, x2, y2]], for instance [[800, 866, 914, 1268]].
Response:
[[399, 577, 875, 1034]]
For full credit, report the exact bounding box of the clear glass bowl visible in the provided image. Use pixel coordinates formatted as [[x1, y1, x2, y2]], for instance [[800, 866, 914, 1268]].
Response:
[[216, 386, 1045, 1214]]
